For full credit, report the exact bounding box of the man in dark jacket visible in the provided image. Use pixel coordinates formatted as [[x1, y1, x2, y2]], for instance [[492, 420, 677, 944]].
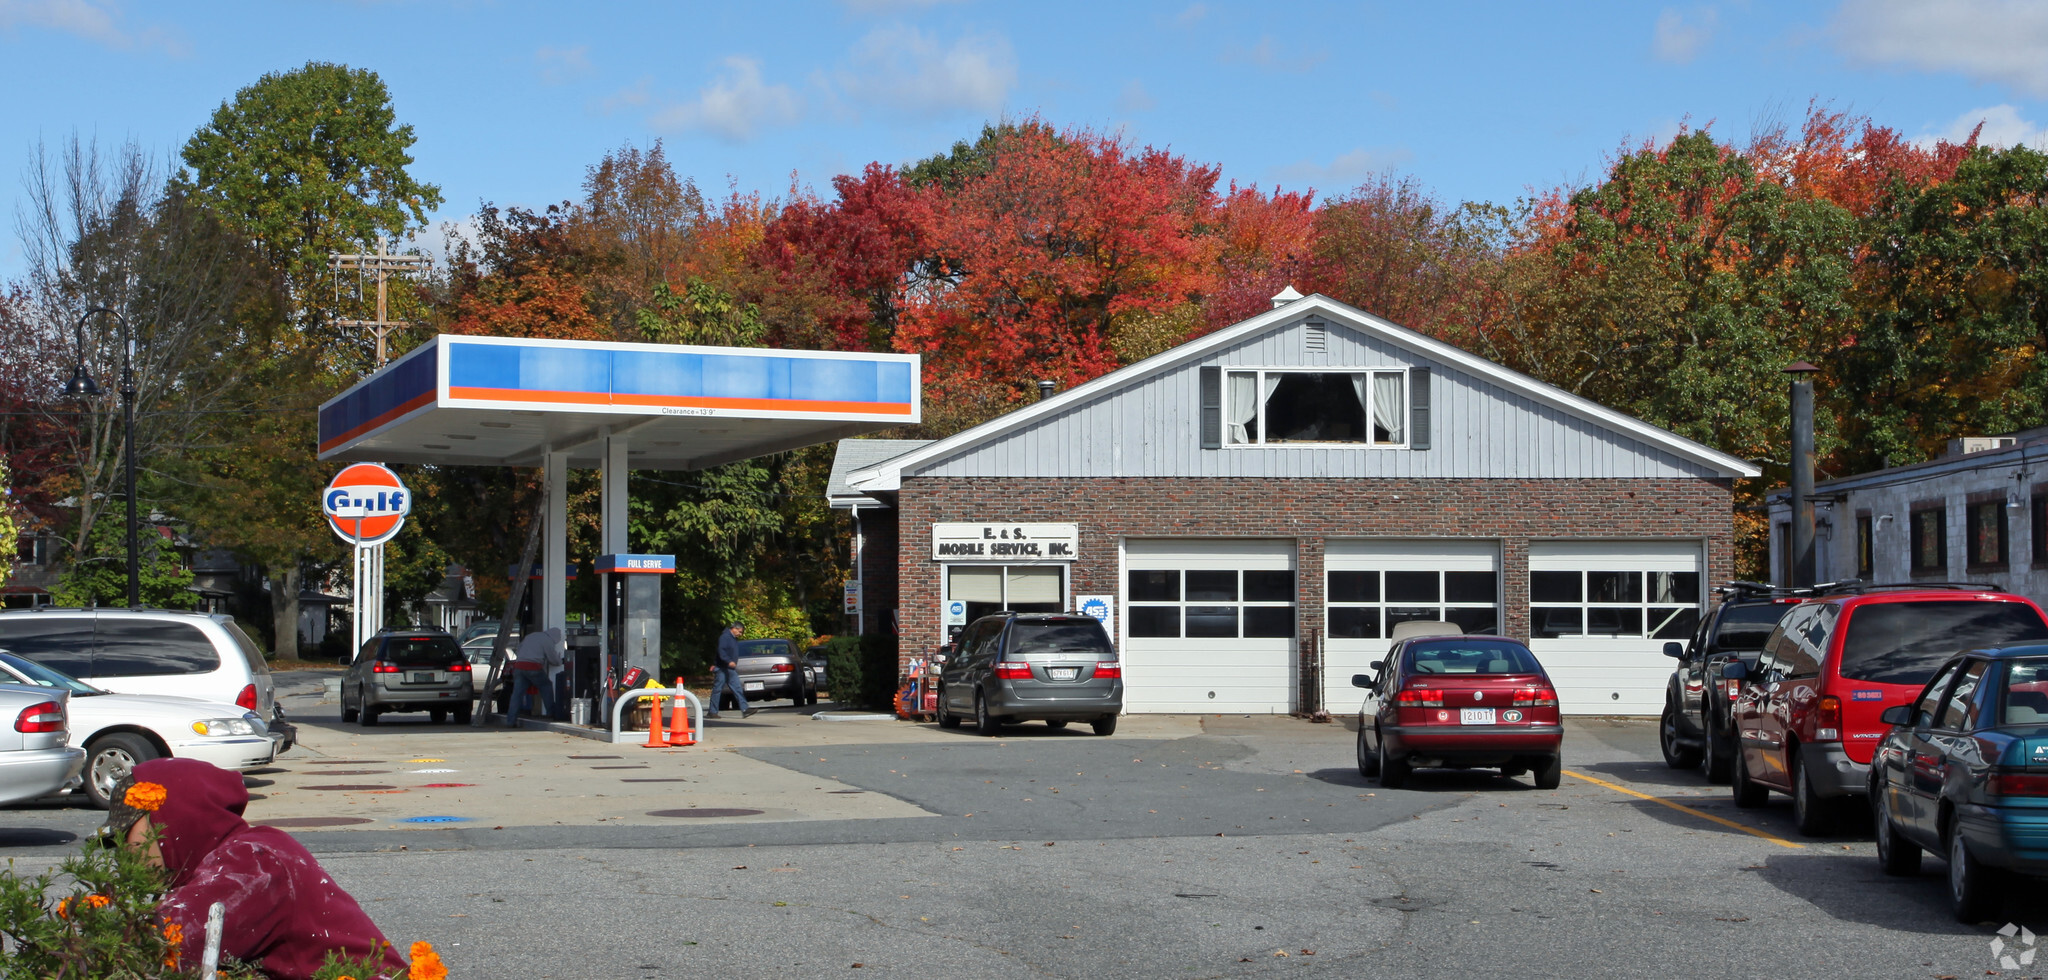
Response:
[[709, 622, 756, 718], [105, 758, 408, 980]]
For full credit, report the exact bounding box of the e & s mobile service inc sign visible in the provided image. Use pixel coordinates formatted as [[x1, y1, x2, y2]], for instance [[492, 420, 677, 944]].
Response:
[[931, 523, 1077, 561]]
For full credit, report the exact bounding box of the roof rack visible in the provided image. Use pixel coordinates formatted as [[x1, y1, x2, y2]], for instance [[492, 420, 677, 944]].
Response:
[[1714, 580, 1841, 600], [1816, 581, 2003, 597]]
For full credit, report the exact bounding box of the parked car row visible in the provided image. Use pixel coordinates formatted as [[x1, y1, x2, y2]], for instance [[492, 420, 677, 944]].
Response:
[[1660, 581, 2048, 920]]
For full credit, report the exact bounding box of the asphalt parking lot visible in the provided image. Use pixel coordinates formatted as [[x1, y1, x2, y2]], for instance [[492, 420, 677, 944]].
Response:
[[7, 672, 2047, 978]]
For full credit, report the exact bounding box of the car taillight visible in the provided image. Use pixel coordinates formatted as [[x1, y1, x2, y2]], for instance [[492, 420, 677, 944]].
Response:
[[1396, 687, 1443, 707], [1814, 695, 1842, 741], [771, 663, 794, 673], [235, 684, 258, 710], [994, 661, 1032, 679], [372, 663, 401, 674], [1093, 663, 1122, 679], [1512, 687, 1559, 707], [15, 700, 64, 733], [447, 662, 472, 673], [1989, 770, 2048, 797]]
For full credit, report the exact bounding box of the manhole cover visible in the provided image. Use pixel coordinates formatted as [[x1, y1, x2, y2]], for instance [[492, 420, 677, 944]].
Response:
[[647, 808, 763, 818], [304, 770, 388, 776], [400, 815, 471, 824], [569, 755, 621, 760], [621, 778, 686, 783], [417, 783, 474, 788], [828, 790, 865, 794], [253, 817, 375, 828], [592, 766, 648, 770], [302, 784, 397, 792]]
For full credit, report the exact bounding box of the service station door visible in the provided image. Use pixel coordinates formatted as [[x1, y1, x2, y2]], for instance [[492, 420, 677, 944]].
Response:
[[1122, 538, 1296, 714], [1526, 541, 1704, 715], [1323, 539, 1503, 715]]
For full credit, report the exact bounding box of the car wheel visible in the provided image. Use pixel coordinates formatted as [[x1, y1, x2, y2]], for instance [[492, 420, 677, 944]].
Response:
[[1949, 825, 2003, 923], [84, 733, 159, 810], [1357, 726, 1380, 779], [936, 686, 962, 729], [1731, 741, 1768, 808], [454, 705, 473, 726], [1873, 779, 1922, 877], [976, 691, 1001, 735], [360, 704, 381, 727], [1533, 754, 1562, 790], [341, 687, 360, 724], [1090, 715, 1117, 737], [1377, 730, 1409, 789], [1660, 704, 1703, 769], [1045, 719, 1068, 730], [1701, 711, 1732, 784], [430, 709, 447, 724], [1792, 756, 1836, 837]]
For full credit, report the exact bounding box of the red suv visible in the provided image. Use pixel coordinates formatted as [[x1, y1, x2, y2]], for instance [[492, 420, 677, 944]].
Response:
[[1727, 585, 2048, 835]]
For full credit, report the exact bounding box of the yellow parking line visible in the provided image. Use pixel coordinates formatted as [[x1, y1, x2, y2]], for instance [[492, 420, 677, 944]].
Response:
[[1563, 770, 1802, 850]]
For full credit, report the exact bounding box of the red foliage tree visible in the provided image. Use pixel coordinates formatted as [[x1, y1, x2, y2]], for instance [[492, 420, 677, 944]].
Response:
[[442, 204, 608, 340]]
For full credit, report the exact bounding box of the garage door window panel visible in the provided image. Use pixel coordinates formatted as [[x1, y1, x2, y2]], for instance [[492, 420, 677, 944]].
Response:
[[1128, 566, 1295, 640], [1329, 567, 1498, 637], [1528, 569, 1701, 639], [1186, 606, 1240, 637], [1186, 570, 1238, 602], [1329, 606, 1381, 639]]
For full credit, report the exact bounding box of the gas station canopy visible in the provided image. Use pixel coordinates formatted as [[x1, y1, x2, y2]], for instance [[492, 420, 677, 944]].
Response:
[[317, 334, 921, 469]]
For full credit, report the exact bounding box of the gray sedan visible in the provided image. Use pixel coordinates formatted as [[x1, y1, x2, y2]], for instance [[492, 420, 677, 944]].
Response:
[[0, 682, 85, 806]]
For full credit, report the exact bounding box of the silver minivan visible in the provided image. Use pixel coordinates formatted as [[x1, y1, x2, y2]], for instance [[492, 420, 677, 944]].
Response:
[[934, 613, 1122, 736], [0, 608, 276, 724]]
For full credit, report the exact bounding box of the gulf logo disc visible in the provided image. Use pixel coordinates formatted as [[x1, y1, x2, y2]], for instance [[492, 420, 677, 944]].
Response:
[[323, 463, 411, 546]]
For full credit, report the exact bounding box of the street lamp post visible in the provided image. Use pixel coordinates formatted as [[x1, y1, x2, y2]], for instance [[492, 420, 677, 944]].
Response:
[[63, 306, 141, 609]]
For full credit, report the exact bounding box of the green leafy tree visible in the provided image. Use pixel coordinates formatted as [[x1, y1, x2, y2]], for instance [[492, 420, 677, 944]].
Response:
[[52, 508, 196, 609], [635, 279, 765, 347], [0, 458, 17, 590]]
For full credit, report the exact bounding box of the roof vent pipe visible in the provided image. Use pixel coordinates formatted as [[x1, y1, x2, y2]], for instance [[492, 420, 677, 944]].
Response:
[[1271, 285, 1304, 308], [1037, 379, 1056, 401]]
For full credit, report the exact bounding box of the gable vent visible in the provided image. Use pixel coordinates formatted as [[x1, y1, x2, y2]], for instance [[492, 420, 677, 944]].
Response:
[[1304, 318, 1327, 353]]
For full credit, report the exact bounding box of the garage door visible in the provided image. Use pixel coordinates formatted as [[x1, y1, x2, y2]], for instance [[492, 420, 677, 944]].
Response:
[[1324, 539, 1501, 714], [1123, 539, 1296, 713], [1527, 541, 1703, 715]]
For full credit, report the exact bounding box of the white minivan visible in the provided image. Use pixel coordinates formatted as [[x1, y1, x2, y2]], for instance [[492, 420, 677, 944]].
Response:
[[0, 608, 276, 728]]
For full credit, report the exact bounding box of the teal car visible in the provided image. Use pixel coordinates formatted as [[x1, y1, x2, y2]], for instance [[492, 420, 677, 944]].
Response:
[[1870, 645, 2048, 921]]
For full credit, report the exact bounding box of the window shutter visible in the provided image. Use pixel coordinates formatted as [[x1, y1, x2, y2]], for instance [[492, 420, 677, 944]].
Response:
[[1409, 367, 1431, 450], [1199, 366, 1221, 449]]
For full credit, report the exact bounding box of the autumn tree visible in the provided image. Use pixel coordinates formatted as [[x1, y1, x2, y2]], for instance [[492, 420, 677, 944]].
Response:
[[756, 164, 927, 351], [443, 203, 607, 340]]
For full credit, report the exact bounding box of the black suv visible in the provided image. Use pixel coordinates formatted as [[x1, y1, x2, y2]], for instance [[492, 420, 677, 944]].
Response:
[[1659, 582, 1817, 781]]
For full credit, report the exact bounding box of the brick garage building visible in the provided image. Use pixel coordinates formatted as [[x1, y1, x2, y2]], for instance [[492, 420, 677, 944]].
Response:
[[831, 292, 1756, 715]]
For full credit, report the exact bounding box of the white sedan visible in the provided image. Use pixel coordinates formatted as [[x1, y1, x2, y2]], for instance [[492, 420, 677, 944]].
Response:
[[0, 652, 274, 808]]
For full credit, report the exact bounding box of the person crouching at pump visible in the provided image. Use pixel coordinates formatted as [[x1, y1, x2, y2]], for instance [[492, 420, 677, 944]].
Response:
[[102, 758, 409, 979], [507, 626, 563, 724]]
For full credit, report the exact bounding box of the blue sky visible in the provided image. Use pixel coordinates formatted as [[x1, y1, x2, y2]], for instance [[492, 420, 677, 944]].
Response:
[[2, 0, 2046, 279]]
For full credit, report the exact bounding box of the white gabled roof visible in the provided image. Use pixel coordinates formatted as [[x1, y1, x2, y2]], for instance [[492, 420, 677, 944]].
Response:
[[847, 293, 1759, 491]]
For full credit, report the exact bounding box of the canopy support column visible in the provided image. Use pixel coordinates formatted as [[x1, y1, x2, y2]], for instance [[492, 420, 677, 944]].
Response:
[[544, 450, 568, 632], [602, 432, 629, 554]]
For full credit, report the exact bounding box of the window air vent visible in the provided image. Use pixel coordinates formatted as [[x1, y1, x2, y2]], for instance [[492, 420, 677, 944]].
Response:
[[1304, 319, 1327, 353]]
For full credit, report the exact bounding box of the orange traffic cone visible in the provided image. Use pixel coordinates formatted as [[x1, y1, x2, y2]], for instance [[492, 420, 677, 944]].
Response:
[[642, 688, 667, 749], [667, 678, 696, 746]]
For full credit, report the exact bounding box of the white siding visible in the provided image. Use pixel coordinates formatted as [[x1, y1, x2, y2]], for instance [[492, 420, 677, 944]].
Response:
[[913, 316, 1718, 481]]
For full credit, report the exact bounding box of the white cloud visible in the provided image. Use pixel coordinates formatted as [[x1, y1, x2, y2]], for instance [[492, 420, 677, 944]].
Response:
[[1924, 103, 2048, 148], [1653, 7, 1717, 64], [1834, 0, 2048, 97], [1221, 35, 1328, 73], [1273, 147, 1415, 186], [836, 25, 1015, 116], [535, 44, 592, 85], [649, 57, 803, 143], [1174, 3, 1208, 28], [0, 0, 184, 55], [601, 76, 652, 113], [1116, 79, 1155, 114]]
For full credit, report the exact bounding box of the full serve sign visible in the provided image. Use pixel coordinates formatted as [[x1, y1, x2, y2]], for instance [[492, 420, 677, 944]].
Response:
[[931, 523, 1078, 561], [323, 462, 411, 546]]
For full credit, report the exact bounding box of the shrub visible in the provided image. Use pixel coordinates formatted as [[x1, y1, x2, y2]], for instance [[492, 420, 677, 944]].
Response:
[[825, 633, 900, 711]]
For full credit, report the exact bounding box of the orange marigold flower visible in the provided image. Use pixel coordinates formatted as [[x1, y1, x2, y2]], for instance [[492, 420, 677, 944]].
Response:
[[85, 894, 110, 909], [163, 921, 184, 946], [125, 781, 168, 812], [408, 941, 447, 980], [55, 896, 70, 919]]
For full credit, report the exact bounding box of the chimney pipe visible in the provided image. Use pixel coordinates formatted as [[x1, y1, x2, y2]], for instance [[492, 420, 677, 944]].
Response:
[[1037, 379, 1055, 401], [1785, 361, 1821, 587]]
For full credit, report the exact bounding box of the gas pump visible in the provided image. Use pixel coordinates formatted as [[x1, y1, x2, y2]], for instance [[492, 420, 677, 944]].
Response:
[[595, 554, 675, 722]]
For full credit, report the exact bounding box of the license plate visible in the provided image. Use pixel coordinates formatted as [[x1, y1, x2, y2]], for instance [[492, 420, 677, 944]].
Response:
[[1049, 667, 1078, 680], [410, 672, 435, 684], [744, 682, 764, 692], [1460, 708, 1496, 725]]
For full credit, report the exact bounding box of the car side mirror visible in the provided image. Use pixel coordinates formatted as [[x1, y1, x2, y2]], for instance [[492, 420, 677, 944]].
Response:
[[1662, 641, 1684, 659], [1351, 673, 1374, 690], [1368, 660, 1385, 672], [1721, 661, 1748, 681], [1880, 704, 1911, 726]]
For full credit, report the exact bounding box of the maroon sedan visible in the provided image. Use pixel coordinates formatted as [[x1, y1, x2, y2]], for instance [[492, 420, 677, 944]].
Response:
[[1353, 636, 1564, 789]]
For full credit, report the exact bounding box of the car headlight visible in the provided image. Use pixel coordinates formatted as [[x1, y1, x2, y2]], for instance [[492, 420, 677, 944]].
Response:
[[192, 713, 266, 737]]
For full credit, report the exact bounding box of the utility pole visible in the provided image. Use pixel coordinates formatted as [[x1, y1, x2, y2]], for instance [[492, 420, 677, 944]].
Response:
[[330, 238, 431, 367]]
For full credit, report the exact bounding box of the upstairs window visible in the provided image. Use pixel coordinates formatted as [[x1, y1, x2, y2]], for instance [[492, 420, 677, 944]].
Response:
[[1220, 369, 1407, 446]]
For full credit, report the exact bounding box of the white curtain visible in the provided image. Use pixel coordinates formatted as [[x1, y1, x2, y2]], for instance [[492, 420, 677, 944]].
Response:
[[1372, 373, 1405, 444], [1227, 372, 1259, 444], [948, 566, 1003, 602], [1350, 374, 1370, 444], [1006, 567, 1063, 604]]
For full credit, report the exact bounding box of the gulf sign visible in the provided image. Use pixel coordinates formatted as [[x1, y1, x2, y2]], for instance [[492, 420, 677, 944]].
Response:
[[323, 463, 411, 546]]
